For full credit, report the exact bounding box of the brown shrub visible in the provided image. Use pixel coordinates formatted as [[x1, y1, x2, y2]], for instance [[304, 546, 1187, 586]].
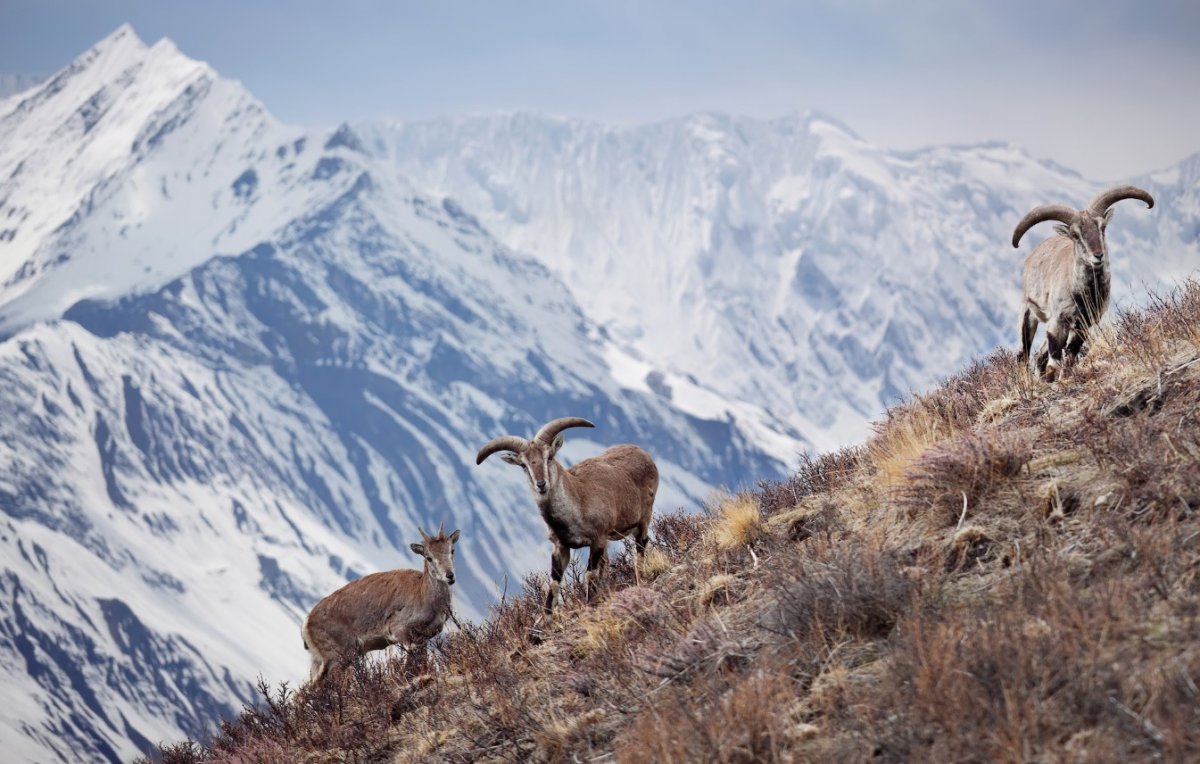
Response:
[[620, 668, 799, 763], [652, 508, 706, 557], [862, 568, 1188, 762], [898, 428, 1032, 525], [763, 539, 912, 644], [759, 446, 864, 514]]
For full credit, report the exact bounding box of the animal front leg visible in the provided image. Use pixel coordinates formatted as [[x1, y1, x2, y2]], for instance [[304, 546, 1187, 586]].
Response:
[[1043, 320, 1068, 382], [1019, 308, 1038, 371], [545, 542, 570, 614], [1035, 343, 1050, 377], [402, 640, 428, 676], [1064, 325, 1088, 368]]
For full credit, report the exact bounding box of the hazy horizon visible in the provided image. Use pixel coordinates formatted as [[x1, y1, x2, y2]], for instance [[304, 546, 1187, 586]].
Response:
[[2, 1, 1199, 180]]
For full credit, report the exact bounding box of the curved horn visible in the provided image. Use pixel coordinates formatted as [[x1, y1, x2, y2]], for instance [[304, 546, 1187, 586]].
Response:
[[1012, 204, 1077, 248], [475, 435, 529, 465], [417, 525, 431, 541], [1087, 184, 1154, 215], [534, 417, 596, 445]]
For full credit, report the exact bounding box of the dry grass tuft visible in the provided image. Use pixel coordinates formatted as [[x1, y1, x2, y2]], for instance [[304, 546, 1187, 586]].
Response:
[[711, 493, 767, 551], [947, 524, 996, 570], [899, 428, 1032, 525], [868, 400, 956, 493], [976, 395, 1020, 425], [696, 573, 738, 607], [638, 547, 671, 580]]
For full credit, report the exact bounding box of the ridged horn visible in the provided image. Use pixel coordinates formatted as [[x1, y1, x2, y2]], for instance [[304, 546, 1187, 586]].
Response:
[[475, 435, 529, 465], [1012, 204, 1077, 248], [1087, 185, 1154, 215], [533, 417, 596, 445]]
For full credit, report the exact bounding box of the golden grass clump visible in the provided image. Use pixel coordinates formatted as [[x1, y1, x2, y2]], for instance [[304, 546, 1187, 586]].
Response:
[[766, 504, 814, 535], [696, 573, 737, 606], [574, 608, 634, 656], [638, 547, 671, 580], [976, 395, 1020, 425], [711, 493, 767, 551], [867, 400, 957, 493]]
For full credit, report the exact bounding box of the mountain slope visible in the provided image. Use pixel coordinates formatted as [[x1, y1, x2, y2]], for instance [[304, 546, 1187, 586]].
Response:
[[151, 278, 1200, 762], [360, 113, 1200, 451], [0, 29, 786, 762]]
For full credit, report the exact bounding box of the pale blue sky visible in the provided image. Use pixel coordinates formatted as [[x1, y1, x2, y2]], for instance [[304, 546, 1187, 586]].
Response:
[[2, 1, 1198, 179]]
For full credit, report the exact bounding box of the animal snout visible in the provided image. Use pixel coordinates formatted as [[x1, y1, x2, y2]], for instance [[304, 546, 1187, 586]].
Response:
[[446, 572, 456, 585], [536, 480, 547, 492]]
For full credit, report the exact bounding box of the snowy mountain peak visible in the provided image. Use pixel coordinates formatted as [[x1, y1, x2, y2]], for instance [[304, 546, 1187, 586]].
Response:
[[70, 22, 148, 72], [0, 25, 292, 333]]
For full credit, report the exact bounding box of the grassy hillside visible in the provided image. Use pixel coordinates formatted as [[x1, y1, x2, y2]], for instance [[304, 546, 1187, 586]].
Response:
[[151, 281, 1200, 763]]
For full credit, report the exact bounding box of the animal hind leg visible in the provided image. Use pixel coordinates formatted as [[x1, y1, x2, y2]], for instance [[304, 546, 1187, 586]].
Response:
[[633, 523, 650, 587], [303, 623, 333, 683], [585, 544, 607, 604], [310, 653, 327, 683]]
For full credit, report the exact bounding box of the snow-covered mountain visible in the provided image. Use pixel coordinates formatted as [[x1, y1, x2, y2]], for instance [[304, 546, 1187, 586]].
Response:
[[0, 27, 786, 762], [359, 113, 1200, 450]]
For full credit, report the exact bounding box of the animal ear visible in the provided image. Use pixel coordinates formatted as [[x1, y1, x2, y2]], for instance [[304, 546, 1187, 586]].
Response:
[[409, 542, 426, 557], [550, 433, 565, 456], [1054, 224, 1071, 238], [449, 529, 461, 543], [500, 452, 522, 466]]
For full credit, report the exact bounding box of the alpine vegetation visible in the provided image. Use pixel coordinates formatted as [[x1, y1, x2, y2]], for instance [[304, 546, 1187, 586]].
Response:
[[1012, 185, 1155, 380], [476, 418, 658, 614], [149, 279, 1200, 763], [301, 524, 461, 682]]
